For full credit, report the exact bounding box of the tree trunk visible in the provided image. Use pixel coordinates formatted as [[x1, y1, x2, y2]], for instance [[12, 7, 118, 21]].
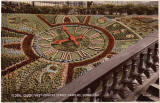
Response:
[[32, 1, 35, 7]]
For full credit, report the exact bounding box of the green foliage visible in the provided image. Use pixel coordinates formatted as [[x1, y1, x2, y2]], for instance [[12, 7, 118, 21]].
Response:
[[104, 4, 114, 15], [2, 3, 71, 14], [91, 5, 106, 15], [76, 7, 87, 14], [124, 4, 135, 15], [61, 5, 72, 14], [2, 2, 158, 15]]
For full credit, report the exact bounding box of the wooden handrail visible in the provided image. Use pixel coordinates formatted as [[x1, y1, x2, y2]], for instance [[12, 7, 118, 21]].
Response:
[[41, 31, 158, 102]]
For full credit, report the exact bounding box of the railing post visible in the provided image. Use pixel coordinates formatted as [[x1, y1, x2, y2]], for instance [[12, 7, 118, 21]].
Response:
[[73, 96, 78, 102], [86, 80, 100, 102], [152, 43, 159, 72], [99, 76, 109, 101], [120, 64, 130, 98], [145, 48, 154, 78], [137, 53, 147, 84], [87, 88, 92, 101], [112, 71, 120, 93], [99, 77, 107, 102], [109, 71, 121, 101], [129, 58, 139, 91]]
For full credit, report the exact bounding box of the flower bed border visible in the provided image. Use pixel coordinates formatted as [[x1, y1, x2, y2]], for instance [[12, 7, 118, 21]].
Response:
[[2, 27, 39, 76]]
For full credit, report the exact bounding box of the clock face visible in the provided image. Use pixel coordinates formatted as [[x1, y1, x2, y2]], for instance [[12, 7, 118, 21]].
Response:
[[33, 24, 109, 63]]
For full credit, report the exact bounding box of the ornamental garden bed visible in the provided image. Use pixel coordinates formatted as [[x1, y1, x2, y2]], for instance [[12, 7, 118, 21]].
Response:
[[116, 16, 158, 37], [1, 14, 158, 102]]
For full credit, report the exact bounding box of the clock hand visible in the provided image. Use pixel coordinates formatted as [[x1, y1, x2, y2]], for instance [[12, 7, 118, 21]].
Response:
[[63, 26, 79, 46], [52, 38, 70, 45], [52, 35, 84, 45], [76, 35, 84, 39]]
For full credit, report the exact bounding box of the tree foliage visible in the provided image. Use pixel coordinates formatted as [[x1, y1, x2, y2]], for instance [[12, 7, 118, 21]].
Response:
[[2, 2, 158, 15]]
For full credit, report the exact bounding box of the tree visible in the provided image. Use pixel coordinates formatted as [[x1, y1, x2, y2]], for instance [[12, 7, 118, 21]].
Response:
[[41, 6, 51, 14], [90, 5, 97, 14], [96, 5, 105, 15], [146, 7, 154, 15], [76, 7, 87, 14], [87, 1, 93, 14], [32, 1, 35, 7], [116, 5, 124, 15], [124, 4, 134, 15], [105, 4, 115, 15], [153, 6, 158, 15], [49, 7, 57, 14], [87, 1, 93, 8], [61, 5, 72, 14], [134, 4, 147, 15]]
